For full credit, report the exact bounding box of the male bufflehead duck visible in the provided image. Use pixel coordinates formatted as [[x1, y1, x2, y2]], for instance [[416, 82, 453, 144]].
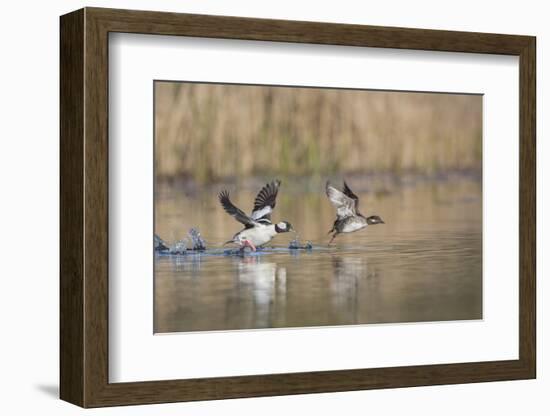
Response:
[[326, 180, 384, 245], [219, 180, 294, 251]]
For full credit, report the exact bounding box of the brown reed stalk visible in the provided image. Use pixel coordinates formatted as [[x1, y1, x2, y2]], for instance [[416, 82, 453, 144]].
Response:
[[154, 82, 482, 183]]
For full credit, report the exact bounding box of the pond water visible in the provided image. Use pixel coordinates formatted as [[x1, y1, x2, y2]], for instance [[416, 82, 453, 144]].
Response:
[[154, 175, 482, 333]]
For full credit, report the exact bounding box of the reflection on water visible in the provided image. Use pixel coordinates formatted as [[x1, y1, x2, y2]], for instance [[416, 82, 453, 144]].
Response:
[[154, 175, 482, 333]]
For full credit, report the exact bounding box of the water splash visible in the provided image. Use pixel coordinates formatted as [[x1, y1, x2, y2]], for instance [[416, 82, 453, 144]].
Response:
[[154, 234, 169, 252], [169, 239, 188, 255], [289, 235, 313, 250], [188, 228, 206, 251], [155, 228, 207, 255]]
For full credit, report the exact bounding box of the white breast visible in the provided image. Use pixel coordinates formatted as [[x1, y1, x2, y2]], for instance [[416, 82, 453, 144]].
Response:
[[342, 220, 367, 233], [239, 224, 278, 247]]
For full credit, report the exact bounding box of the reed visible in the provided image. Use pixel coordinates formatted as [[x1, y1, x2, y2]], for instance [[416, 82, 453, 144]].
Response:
[[155, 82, 482, 183]]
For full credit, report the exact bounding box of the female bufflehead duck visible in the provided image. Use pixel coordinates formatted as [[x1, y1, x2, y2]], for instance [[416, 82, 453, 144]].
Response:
[[326, 180, 384, 245], [219, 180, 294, 251]]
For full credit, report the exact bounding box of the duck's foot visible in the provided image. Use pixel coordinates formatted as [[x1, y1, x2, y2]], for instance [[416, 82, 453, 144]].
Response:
[[242, 240, 257, 252]]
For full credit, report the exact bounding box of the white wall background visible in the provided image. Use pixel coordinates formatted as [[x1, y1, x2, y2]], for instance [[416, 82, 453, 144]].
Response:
[[0, 0, 545, 414]]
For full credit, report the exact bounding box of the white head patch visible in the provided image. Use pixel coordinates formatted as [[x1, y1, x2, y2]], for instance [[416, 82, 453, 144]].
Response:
[[277, 222, 287, 230]]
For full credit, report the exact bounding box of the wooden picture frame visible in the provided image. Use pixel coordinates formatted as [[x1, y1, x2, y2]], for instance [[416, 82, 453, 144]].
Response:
[[60, 7, 536, 408]]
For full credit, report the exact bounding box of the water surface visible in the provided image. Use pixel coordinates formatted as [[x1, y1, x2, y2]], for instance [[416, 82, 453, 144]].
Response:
[[154, 175, 482, 333]]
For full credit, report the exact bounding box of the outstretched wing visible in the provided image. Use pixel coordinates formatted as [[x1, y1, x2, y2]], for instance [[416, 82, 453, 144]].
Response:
[[251, 180, 281, 223], [219, 190, 256, 227], [326, 181, 356, 219], [343, 180, 360, 213]]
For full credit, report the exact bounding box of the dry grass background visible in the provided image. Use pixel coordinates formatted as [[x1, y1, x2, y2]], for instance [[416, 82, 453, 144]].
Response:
[[155, 82, 482, 183]]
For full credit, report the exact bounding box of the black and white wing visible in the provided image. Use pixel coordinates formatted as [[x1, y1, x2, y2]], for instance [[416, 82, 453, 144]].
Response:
[[219, 190, 256, 228], [343, 180, 361, 213], [251, 180, 281, 223], [326, 181, 356, 219]]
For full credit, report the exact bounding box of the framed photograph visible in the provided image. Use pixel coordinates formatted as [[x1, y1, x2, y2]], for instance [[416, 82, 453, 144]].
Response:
[[60, 7, 536, 407]]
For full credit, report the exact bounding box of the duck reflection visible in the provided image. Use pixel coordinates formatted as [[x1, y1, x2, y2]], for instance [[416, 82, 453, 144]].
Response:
[[232, 257, 287, 328], [330, 256, 379, 324]]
